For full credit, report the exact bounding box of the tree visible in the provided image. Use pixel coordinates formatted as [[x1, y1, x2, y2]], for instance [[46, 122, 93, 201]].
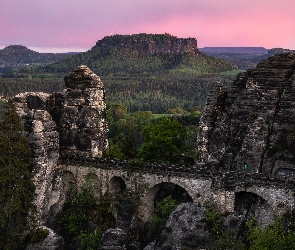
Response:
[[0, 99, 36, 249], [246, 216, 295, 250], [139, 117, 187, 163], [149, 196, 178, 241]]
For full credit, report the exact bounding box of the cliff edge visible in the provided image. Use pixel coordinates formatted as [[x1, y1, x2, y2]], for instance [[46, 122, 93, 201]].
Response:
[[197, 52, 295, 177]]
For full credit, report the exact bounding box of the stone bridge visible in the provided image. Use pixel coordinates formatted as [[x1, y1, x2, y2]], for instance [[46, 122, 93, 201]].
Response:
[[55, 157, 295, 223]]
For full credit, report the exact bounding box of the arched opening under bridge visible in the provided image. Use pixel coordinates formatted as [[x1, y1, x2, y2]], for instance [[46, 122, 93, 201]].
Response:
[[235, 191, 274, 227]]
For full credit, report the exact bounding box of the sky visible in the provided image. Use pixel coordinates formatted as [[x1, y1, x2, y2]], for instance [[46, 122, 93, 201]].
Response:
[[1, 0, 295, 53]]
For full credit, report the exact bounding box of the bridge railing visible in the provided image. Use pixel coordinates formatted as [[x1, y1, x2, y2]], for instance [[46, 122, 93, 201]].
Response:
[[58, 156, 295, 191]]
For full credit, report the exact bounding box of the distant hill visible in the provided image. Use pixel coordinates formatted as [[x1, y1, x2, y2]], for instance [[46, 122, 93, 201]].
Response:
[[199, 47, 295, 70], [0, 45, 76, 73], [26, 33, 235, 77], [199, 47, 269, 70], [2, 34, 236, 112], [199, 47, 268, 54]]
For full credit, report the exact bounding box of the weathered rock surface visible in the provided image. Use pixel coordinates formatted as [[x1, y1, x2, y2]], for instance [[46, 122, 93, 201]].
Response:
[[60, 65, 109, 158], [26, 226, 64, 250], [13, 66, 109, 225], [145, 203, 246, 250], [149, 203, 214, 250], [99, 228, 127, 250], [197, 52, 295, 177], [14, 92, 59, 223]]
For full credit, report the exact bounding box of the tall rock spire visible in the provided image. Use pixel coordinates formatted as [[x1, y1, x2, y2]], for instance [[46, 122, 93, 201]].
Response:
[[60, 65, 109, 158]]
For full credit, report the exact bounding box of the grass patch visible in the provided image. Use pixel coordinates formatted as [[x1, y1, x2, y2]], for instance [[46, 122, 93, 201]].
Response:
[[220, 69, 246, 76]]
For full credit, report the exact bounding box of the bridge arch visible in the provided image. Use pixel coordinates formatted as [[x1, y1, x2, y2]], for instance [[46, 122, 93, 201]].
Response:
[[61, 170, 77, 202], [138, 180, 193, 222], [235, 185, 293, 215], [109, 176, 127, 194], [83, 173, 101, 199], [235, 191, 274, 227]]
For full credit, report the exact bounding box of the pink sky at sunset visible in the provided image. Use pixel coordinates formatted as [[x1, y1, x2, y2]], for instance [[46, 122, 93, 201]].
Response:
[[1, 0, 295, 52]]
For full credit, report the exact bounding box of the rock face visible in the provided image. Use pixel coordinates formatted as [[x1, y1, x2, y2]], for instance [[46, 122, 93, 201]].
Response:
[[95, 34, 200, 55], [13, 66, 109, 224], [26, 226, 64, 250], [197, 52, 295, 177], [145, 203, 245, 250], [152, 203, 214, 250], [14, 92, 60, 223], [60, 65, 108, 158], [99, 228, 127, 250]]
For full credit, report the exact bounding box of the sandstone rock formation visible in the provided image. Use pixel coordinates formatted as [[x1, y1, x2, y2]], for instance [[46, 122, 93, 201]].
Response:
[[14, 92, 59, 222], [144, 203, 245, 250], [13, 66, 109, 224], [60, 65, 108, 158], [26, 226, 64, 250], [197, 52, 295, 177], [99, 228, 127, 250]]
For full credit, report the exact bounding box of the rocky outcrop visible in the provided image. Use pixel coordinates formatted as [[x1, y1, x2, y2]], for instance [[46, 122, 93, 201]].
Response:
[[13, 66, 109, 225], [99, 228, 127, 250], [14, 92, 59, 223], [95, 34, 199, 55], [60, 65, 108, 158], [197, 52, 295, 177], [144, 203, 245, 250], [26, 226, 64, 250]]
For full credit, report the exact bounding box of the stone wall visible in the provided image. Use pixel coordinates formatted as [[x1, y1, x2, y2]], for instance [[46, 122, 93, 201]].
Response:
[[54, 157, 295, 222]]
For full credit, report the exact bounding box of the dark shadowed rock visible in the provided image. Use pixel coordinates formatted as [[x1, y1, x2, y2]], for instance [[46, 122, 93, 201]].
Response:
[[144, 203, 246, 250], [197, 52, 295, 177], [151, 203, 214, 250], [99, 228, 127, 250]]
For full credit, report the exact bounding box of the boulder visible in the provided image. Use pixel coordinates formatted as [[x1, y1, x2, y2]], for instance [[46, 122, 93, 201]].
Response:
[[26, 226, 64, 250]]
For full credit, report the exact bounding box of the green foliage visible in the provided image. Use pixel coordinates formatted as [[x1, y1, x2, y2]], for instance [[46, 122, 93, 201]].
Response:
[[80, 228, 102, 250], [61, 184, 96, 236], [165, 107, 189, 115], [205, 207, 245, 250], [155, 195, 178, 219], [61, 178, 115, 248], [28, 227, 50, 244], [205, 207, 223, 239], [106, 103, 127, 123], [139, 117, 187, 163], [246, 216, 295, 250], [213, 230, 246, 250], [220, 69, 246, 76], [0, 99, 36, 249], [149, 196, 178, 241], [1, 34, 236, 113]]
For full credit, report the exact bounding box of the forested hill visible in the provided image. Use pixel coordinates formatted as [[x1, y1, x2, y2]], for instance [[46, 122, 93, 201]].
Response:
[[12, 33, 235, 78], [0, 45, 76, 72], [2, 34, 236, 112]]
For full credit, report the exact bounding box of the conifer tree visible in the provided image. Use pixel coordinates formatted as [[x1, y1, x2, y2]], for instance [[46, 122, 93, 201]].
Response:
[[0, 99, 36, 249]]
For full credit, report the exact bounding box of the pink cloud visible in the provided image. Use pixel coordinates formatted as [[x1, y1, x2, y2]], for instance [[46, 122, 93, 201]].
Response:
[[1, 0, 295, 51]]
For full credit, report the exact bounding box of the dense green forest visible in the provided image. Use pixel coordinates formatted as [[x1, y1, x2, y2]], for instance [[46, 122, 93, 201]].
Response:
[[0, 33, 237, 112]]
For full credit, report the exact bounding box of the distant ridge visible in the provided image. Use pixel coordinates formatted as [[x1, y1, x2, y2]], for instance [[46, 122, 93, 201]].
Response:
[[0, 45, 76, 68], [199, 47, 268, 54]]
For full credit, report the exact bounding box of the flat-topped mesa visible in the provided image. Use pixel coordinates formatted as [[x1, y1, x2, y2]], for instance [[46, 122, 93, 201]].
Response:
[[197, 52, 295, 177], [59, 65, 108, 158]]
